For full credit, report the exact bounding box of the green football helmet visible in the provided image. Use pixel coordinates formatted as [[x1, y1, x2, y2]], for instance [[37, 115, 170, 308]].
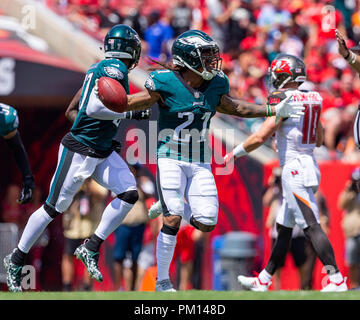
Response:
[[172, 30, 222, 80], [104, 24, 141, 70]]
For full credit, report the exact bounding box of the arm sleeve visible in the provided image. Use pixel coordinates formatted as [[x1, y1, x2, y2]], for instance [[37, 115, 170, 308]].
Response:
[[86, 89, 127, 120], [5, 131, 33, 180]]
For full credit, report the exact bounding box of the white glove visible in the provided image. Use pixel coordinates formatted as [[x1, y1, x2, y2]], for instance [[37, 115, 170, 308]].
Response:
[[94, 79, 99, 98], [274, 95, 304, 124]]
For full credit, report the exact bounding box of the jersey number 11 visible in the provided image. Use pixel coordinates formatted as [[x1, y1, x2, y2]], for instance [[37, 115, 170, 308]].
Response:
[[301, 103, 321, 144]]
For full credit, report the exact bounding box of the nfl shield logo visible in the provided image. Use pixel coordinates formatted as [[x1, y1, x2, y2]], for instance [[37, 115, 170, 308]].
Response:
[[194, 91, 200, 99]]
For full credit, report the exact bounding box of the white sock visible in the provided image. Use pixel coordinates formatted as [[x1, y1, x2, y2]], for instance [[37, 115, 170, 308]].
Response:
[[329, 272, 344, 284], [258, 269, 272, 284], [156, 231, 177, 281], [18, 205, 53, 253], [94, 198, 133, 240]]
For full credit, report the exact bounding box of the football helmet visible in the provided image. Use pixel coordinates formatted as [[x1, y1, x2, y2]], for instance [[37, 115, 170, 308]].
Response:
[[104, 24, 141, 70], [269, 54, 306, 89], [172, 30, 222, 80]]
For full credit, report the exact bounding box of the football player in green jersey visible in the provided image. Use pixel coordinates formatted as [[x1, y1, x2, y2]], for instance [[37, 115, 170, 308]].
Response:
[[3, 25, 149, 292], [0, 103, 34, 204], [121, 30, 305, 291]]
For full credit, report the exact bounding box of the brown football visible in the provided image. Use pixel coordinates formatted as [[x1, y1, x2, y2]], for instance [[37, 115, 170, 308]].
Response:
[[98, 76, 128, 113]]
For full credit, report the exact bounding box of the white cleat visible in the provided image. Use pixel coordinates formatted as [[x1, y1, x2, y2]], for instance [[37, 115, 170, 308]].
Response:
[[237, 275, 271, 292], [155, 279, 176, 292], [321, 277, 348, 292], [148, 200, 163, 220]]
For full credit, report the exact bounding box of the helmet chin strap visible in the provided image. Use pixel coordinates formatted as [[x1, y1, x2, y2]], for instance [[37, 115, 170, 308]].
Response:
[[278, 76, 291, 89], [181, 59, 217, 80]]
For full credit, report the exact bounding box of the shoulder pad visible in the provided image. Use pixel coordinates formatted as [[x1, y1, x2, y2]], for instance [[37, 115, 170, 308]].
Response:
[[268, 90, 288, 105]]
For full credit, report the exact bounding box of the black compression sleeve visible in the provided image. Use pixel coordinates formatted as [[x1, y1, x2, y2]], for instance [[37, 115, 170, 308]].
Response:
[[5, 131, 33, 181]]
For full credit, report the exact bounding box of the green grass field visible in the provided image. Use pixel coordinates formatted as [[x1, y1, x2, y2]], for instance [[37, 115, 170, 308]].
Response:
[[0, 290, 359, 300]]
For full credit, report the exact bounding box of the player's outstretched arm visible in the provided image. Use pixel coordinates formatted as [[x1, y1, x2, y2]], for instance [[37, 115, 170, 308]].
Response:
[[223, 117, 281, 164], [3, 129, 34, 203], [336, 29, 360, 74], [65, 87, 82, 123], [217, 94, 304, 121], [69, 85, 152, 122], [126, 89, 161, 111]]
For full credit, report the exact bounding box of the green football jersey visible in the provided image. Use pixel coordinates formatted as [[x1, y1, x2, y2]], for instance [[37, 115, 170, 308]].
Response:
[[145, 70, 230, 163], [0, 103, 19, 137], [71, 58, 129, 151]]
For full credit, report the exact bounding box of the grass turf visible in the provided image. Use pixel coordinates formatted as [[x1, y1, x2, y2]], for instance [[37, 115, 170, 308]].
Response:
[[0, 290, 359, 300]]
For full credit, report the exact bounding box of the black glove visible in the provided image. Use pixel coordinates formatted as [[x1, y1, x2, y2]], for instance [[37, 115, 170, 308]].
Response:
[[18, 175, 35, 204], [132, 109, 151, 120]]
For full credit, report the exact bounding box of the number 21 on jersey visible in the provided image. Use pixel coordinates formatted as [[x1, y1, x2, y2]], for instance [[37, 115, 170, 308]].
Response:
[[173, 112, 211, 142], [301, 103, 321, 144]]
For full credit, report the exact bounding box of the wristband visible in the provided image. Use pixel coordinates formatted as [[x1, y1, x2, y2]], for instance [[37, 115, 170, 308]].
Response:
[[266, 104, 272, 117], [125, 111, 133, 119], [349, 51, 357, 64], [233, 142, 248, 158]]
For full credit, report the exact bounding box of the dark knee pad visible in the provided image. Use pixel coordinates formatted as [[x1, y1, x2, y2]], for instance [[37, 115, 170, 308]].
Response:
[[44, 203, 62, 218], [265, 223, 293, 275], [161, 224, 179, 236], [117, 190, 139, 204]]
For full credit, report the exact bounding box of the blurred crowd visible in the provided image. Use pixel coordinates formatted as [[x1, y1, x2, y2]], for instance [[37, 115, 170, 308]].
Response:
[[42, 0, 360, 162]]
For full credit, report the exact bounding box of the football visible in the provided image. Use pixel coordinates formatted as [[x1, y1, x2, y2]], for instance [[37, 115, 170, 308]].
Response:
[[97, 76, 128, 113]]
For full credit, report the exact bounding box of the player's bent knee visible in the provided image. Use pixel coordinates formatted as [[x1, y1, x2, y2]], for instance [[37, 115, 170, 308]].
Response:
[[161, 223, 179, 236], [117, 190, 139, 204], [44, 203, 62, 218], [190, 216, 215, 232], [276, 223, 293, 242], [303, 223, 322, 239], [167, 196, 184, 215]]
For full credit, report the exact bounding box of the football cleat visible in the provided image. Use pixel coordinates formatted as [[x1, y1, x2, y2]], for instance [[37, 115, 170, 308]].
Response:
[[237, 275, 271, 292], [155, 279, 176, 292], [148, 200, 163, 220], [74, 244, 103, 282], [3, 252, 23, 292], [320, 277, 348, 292]]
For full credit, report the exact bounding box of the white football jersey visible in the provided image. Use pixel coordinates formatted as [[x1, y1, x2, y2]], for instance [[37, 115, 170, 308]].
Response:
[[275, 89, 322, 166]]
